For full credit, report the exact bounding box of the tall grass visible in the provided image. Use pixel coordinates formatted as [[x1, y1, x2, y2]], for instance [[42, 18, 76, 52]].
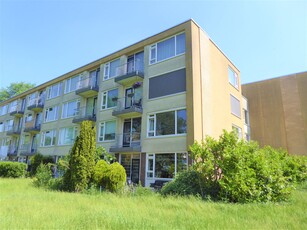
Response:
[[0, 178, 306, 229]]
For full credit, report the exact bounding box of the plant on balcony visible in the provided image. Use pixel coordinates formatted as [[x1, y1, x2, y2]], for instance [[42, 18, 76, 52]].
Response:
[[132, 81, 142, 89]]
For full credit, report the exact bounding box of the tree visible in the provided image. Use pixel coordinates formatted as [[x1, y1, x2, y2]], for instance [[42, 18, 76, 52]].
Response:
[[0, 82, 36, 102], [63, 121, 96, 192]]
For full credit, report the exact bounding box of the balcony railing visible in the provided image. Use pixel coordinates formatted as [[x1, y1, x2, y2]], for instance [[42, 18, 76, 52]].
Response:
[[19, 143, 37, 156], [27, 97, 45, 111], [72, 106, 96, 123], [24, 120, 41, 133], [76, 76, 99, 97], [115, 59, 144, 85], [6, 125, 22, 136], [7, 145, 18, 156], [112, 96, 142, 117], [109, 132, 141, 152], [9, 104, 25, 117]]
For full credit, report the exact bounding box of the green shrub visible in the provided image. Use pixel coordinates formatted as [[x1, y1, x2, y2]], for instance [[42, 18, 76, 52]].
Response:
[[189, 131, 307, 203], [161, 170, 206, 197], [0, 161, 27, 178], [33, 163, 53, 188], [30, 153, 54, 176], [106, 162, 126, 192], [93, 160, 110, 188]]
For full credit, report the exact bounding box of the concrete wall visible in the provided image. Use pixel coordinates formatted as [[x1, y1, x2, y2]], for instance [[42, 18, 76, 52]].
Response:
[[242, 72, 307, 155]]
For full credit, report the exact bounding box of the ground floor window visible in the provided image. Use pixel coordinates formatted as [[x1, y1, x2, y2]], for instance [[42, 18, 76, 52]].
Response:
[[146, 153, 187, 179]]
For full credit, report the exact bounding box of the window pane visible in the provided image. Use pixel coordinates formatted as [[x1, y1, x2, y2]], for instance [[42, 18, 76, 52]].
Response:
[[177, 109, 187, 134], [109, 59, 120, 77], [177, 153, 187, 173], [70, 76, 79, 92], [230, 95, 241, 118], [157, 37, 175, 62], [228, 67, 238, 88], [105, 121, 115, 140], [155, 153, 175, 178], [107, 89, 118, 108], [156, 111, 175, 136], [99, 123, 104, 141], [176, 33, 185, 55]]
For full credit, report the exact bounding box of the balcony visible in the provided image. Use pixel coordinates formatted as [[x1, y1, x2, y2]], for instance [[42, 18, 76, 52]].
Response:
[[72, 106, 96, 123], [114, 60, 144, 86], [7, 145, 18, 157], [6, 125, 22, 136], [19, 144, 37, 156], [24, 120, 41, 134], [109, 132, 141, 153], [9, 104, 25, 117], [75, 76, 99, 97], [112, 96, 142, 118], [27, 97, 45, 112]]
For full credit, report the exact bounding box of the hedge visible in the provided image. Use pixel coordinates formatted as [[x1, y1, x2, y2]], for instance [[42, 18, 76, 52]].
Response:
[[0, 161, 27, 178]]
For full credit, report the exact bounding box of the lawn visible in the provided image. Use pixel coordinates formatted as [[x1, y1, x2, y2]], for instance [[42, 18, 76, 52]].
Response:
[[0, 179, 306, 229]]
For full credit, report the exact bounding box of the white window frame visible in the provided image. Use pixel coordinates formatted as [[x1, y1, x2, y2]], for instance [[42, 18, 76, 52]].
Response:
[[45, 106, 59, 122], [58, 127, 78, 146], [149, 32, 185, 65], [65, 75, 80, 94], [41, 129, 56, 147], [101, 88, 118, 110], [232, 124, 243, 139], [98, 120, 116, 142], [228, 66, 239, 89], [147, 108, 187, 137], [103, 58, 120, 80], [61, 100, 80, 119], [47, 82, 62, 99]]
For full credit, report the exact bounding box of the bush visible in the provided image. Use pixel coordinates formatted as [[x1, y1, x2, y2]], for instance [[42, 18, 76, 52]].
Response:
[[0, 161, 27, 178], [189, 131, 307, 203], [106, 162, 126, 192], [161, 170, 209, 197], [33, 163, 53, 188], [30, 153, 54, 176], [93, 160, 110, 188]]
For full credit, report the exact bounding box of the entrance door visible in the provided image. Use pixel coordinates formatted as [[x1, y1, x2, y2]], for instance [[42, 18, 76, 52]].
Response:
[[131, 159, 140, 183]]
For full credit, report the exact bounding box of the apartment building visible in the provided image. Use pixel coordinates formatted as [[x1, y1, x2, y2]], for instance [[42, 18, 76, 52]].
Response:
[[0, 19, 247, 186], [242, 72, 307, 156]]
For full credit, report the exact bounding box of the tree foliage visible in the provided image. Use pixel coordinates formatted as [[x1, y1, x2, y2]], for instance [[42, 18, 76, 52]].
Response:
[[63, 121, 96, 192], [0, 82, 35, 102]]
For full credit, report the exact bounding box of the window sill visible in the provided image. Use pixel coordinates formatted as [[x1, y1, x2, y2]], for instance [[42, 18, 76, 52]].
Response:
[[145, 134, 187, 139]]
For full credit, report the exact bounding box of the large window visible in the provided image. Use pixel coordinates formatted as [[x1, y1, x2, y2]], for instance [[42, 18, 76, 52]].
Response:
[[149, 33, 185, 64], [230, 95, 241, 118], [146, 153, 187, 179], [41, 130, 56, 147], [65, 75, 80, 94], [45, 106, 59, 122], [58, 127, 77, 145], [98, 120, 116, 142], [148, 109, 186, 137], [103, 59, 120, 80], [228, 67, 238, 89], [62, 100, 80, 118], [0, 105, 8, 116], [101, 89, 118, 110], [47, 82, 62, 99]]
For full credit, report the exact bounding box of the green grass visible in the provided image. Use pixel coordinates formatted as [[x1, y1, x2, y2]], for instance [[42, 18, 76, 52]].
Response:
[[0, 179, 306, 229]]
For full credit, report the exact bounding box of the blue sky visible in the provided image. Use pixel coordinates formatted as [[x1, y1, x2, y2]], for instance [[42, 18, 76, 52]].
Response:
[[0, 0, 306, 89]]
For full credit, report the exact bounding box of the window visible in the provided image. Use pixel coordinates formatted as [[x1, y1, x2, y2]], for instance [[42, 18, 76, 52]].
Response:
[[62, 100, 80, 118], [232, 125, 242, 139], [147, 109, 186, 137], [99, 121, 116, 142], [25, 113, 33, 123], [0, 104, 8, 116], [149, 33, 186, 64], [101, 89, 118, 109], [47, 82, 62, 99], [65, 75, 80, 93], [230, 95, 241, 118], [41, 130, 56, 147], [5, 120, 13, 131], [9, 100, 18, 113], [104, 59, 120, 80], [146, 153, 187, 179], [228, 67, 238, 89], [0, 122, 4, 132], [45, 106, 59, 122], [244, 109, 249, 125], [58, 127, 77, 145]]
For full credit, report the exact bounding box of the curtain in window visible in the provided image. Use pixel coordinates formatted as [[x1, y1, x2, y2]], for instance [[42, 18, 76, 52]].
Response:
[[157, 37, 175, 62]]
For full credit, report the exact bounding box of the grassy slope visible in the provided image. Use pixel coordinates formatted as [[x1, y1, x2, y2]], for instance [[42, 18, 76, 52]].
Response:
[[0, 179, 306, 229]]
